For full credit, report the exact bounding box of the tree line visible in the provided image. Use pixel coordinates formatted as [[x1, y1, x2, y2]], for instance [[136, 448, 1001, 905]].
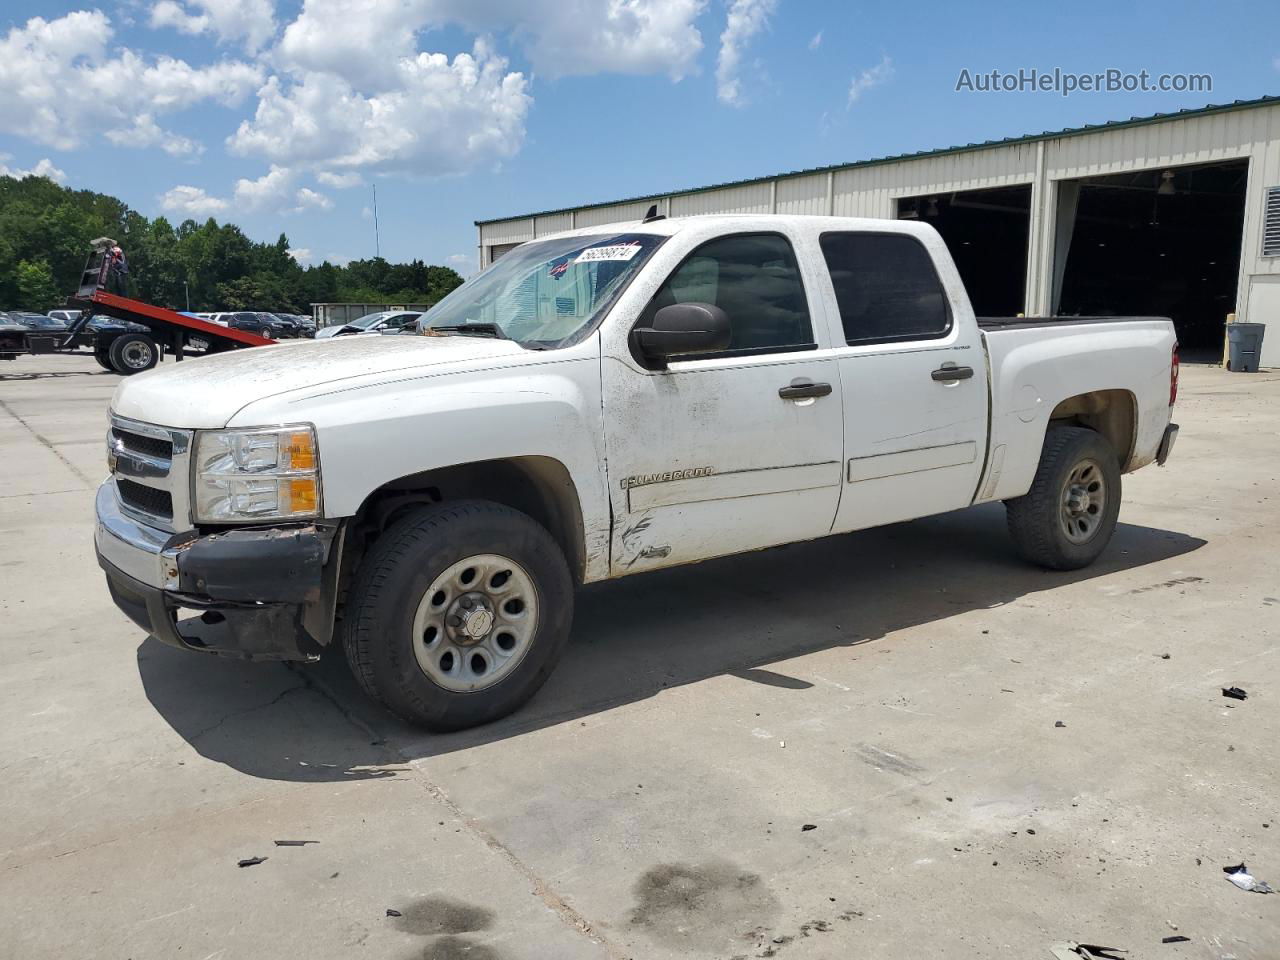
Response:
[[0, 174, 465, 314]]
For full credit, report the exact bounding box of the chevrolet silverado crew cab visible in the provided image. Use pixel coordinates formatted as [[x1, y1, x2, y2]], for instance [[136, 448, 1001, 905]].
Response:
[[97, 215, 1179, 730]]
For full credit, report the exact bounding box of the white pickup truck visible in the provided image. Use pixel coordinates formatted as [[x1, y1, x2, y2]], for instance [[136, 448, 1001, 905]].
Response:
[[97, 214, 1179, 729]]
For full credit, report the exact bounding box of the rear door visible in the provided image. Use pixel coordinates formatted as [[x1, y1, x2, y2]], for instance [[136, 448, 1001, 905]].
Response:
[[816, 229, 989, 533], [601, 230, 845, 573]]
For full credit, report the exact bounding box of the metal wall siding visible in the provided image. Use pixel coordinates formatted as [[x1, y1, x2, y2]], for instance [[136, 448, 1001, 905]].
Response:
[[670, 182, 772, 217], [479, 218, 534, 246], [775, 174, 829, 215], [574, 200, 656, 228], [533, 212, 574, 235]]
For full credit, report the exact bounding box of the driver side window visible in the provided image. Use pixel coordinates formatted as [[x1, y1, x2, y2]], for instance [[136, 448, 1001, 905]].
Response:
[[644, 232, 814, 359]]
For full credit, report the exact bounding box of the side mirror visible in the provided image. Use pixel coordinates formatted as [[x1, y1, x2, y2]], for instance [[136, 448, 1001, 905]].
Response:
[[632, 302, 731, 366]]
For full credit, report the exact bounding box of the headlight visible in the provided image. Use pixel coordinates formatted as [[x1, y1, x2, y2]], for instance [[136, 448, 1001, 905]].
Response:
[[193, 425, 321, 523]]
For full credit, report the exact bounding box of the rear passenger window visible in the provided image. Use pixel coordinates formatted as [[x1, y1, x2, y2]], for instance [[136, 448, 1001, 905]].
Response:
[[819, 233, 951, 345], [644, 233, 814, 358]]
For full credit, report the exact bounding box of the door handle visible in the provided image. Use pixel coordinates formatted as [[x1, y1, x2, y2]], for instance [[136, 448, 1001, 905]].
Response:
[[778, 378, 833, 400], [931, 364, 974, 382]]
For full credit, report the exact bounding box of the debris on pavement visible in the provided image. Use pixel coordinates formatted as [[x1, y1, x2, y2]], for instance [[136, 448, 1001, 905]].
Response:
[[1222, 687, 1248, 701], [1161, 936, 1191, 943], [1055, 721, 1066, 728], [1223, 863, 1274, 893], [1049, 942, 1127, 960], [273, 840, 319, 846], [385, 909, 402, 918], [237, 856, 268, 868], [801, 824, 817, 831]]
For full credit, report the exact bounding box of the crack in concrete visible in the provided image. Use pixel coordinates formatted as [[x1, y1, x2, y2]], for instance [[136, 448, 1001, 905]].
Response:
[[289, 663, 624, 959], [185, 682, 308, 743], [0, 397, 95, 488]]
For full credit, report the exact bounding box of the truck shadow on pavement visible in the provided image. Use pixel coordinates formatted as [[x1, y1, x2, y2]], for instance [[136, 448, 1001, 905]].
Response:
[[137, 502, 1205, 781]]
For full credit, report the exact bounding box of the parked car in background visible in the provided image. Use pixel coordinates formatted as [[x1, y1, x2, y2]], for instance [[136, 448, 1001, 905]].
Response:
[[15, 313, 68, 331], [266, 313, 308, 338], [49, 309, 82, 324], [287, 314, 317, 336], [314, 310, 422, 338], [224, 312, 284, 339]]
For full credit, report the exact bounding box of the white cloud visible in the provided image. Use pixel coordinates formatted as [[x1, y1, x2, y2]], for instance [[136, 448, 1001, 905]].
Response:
[[847, 54, 893, 107], [808, 29, 822, 50], [160, 184, 229, 217], [228, 42, 531, 179], [150, 0, 277, 53], [277, 0, 705, 88], [447, 253, 471, 265], [316, 170, 363, 188], [229, 165, 334, 214], [0, 155, 67, 183], [0, 11, 263, 150], [294, 186, 333, 211], [232, 164, 293, 211], [716, 0, 776, 106], [288, 247, 313, 264], [361, 206, 373, 219], [103, 114, 203, 157]]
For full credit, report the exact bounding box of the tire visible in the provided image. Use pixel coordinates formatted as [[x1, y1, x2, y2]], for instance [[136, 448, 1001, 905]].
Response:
[[1005, 426, 1122, 570], [93, 347, 113, 370], [343, 500, 574, 730], [108, 333, 159, 374]]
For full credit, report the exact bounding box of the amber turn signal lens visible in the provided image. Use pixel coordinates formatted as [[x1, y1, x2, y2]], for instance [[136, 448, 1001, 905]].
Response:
[[282, 430, 317, 471], [285, 476, 318, 514]]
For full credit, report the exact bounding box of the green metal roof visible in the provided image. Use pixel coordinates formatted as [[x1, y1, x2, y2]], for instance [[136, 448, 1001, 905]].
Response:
[[475, 94, 1280, 226]]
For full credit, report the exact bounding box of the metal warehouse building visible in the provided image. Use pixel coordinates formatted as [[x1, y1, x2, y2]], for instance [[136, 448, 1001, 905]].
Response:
[[476, 95, 1280, 365]]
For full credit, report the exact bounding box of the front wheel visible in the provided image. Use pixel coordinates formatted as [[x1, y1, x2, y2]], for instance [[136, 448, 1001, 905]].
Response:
[[343, 501, 574, 730], [1005, 426, 1121, 570]]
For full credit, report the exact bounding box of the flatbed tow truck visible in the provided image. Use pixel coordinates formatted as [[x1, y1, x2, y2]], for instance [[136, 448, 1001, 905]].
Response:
[[0, 246, 275, 374]]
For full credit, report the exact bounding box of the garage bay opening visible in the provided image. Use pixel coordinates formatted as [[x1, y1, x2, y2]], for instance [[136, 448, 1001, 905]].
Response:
[[1053, 159, 1248, 358], [896, 185, 1032, 317]]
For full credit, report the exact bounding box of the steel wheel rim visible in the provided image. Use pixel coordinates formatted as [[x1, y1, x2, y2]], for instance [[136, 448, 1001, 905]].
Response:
[[121, 341, 152, 369], [411, 553, 539, 693], [1060, 457, 1106, 544]]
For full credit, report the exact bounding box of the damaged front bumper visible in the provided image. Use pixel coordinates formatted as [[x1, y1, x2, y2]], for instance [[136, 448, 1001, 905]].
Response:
[[94, 480, 342, 661]]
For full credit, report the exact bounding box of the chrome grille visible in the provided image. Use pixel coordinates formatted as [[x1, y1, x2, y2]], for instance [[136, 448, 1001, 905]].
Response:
[[108, 415, 193, 532], [111, 427, 173, 460], [116, 478, 174, 519]]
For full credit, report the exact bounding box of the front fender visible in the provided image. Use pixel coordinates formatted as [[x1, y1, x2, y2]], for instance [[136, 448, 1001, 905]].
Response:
[[229, 347, 612, 581]]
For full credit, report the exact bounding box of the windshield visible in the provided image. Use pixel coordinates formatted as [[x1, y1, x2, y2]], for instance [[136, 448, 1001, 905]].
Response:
[[421, 232, 664, 347], [348, 313, 389, 329]]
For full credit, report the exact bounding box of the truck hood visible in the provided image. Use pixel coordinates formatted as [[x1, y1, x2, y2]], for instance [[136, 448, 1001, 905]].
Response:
[[111, 334, 528, 429]]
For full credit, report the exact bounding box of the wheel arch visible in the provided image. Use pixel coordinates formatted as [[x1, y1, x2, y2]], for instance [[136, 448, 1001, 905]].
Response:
[[347, 455, 589, 585], [1046, 389, 1138, 470]]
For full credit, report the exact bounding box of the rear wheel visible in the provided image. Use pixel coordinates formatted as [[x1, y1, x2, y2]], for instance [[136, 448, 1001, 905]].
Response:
[[93, 345, 113, 370], [343, 500, 574, 730], [1005, 426, 1121, 570], [108, 333, 159, 374]]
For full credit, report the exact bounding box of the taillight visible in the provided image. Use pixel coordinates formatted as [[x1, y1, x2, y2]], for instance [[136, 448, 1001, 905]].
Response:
[[1170, 343, 1179, 406]]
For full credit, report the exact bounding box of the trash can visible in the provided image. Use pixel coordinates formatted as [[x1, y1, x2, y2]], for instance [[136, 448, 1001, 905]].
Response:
[[1227, 322, 1266, 373]]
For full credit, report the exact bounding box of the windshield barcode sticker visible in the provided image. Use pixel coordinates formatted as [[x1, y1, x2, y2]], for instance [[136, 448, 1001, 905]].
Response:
[[574, 242, 642, 264]]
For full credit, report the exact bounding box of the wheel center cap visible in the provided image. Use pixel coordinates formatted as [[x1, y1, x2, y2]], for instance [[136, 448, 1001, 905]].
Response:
[[461, 607, 494, 640], [1067, 485, 1090, 515]]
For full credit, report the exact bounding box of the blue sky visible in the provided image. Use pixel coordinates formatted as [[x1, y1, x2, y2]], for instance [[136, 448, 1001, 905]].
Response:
[[1, 0, 1277, 275]]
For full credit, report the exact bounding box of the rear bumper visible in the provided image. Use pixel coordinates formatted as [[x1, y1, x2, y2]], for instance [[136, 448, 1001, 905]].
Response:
[[1157, 422, 1179, 466], [95, 480, 341, 661]]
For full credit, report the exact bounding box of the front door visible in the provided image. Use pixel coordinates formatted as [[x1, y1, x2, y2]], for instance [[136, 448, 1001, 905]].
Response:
[[816, 229, 990, 533], [602, 231, 844, 574]]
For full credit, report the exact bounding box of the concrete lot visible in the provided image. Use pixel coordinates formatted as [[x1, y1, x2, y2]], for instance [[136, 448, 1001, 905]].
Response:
[[1, 353, 1277, 960]]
